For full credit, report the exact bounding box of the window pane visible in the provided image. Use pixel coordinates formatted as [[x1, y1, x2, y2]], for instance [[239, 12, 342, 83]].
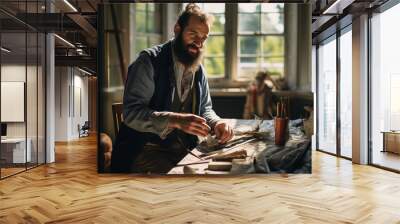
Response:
[[371, 4, 400, 171], [239, 36, 260, 56], [262, 36, 284, 57], [203, 3, 225, 13], [136, 3, 146, 11], [134, 3, 162, 58], [205, 36, 224, 56], [211, 14, 225, 34], [186, 3, 226, 79], [317, 37, 337, 155], [184, 3, 225, 14], [237, 4, 285, 81], [238, 57, 260, 80], [240, 57, 258, 63], [238, 36, 284, 80], [340, 29, 352, 158], [135, 11, 146, 32], [261, 13, 284, 34], [261, 3, 284, 13], [149, 36, 161, 46], [262, 57, 284, 76], [147, 10, 161, 33], [135, 36, 147, 55], [239, 14, 260, 33], [239, 3, 260, 13], [1, 30, 28, 177], [147, 3, 155, 12], [204, 57, 225, 77]]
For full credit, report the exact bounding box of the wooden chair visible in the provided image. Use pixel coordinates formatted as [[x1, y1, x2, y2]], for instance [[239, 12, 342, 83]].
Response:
[[112, 103, 124, 134], [78, 121, 90, 138]]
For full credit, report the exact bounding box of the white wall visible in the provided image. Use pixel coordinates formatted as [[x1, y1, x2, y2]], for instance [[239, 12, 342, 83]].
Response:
[[71, 73, 89, 138], [55, 66, 69, 141], [55, 67, 89, 141]]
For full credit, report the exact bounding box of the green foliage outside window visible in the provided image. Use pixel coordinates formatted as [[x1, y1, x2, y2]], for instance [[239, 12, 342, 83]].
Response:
[[135, 3, 161, 56], [197, 3, 284, 80], [135, 3, 285, 80], [238, 3, 284, 80], [204, 36, 225, 77], [190, 3, 226, 78]]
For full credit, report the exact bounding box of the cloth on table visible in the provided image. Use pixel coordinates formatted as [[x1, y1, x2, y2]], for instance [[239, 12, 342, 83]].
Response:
[[229, 119, 311, 174]]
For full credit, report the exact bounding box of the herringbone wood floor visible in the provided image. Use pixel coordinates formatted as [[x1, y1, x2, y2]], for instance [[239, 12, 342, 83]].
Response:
[[1, 135, 400, 224]]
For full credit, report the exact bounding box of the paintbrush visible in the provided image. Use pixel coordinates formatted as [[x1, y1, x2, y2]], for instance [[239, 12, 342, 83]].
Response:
[[186, 149, 203, 160]]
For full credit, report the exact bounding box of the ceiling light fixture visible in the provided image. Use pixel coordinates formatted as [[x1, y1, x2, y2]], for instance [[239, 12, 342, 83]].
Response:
[[322, 0, 354, 15], [1, 47, 11, 53], [63, 0, 78, 12], [78, 67, 93, 76], [76, 48, 87, 56], [54, 34, 75, 48]]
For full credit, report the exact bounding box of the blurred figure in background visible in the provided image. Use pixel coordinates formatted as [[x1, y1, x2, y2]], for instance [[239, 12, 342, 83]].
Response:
[[243, 71, 280, 119]]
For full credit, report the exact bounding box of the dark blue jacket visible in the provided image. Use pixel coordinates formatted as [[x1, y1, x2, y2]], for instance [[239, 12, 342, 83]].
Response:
[[111, 40, 219, 172]]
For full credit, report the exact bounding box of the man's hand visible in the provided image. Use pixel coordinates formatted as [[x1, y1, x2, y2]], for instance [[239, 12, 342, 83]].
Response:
[[168, 112, 210, 137], [214, 120, 234, 144]]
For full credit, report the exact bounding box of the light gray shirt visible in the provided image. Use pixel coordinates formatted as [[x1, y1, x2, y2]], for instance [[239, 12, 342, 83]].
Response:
[[173, 54, 195, 103]]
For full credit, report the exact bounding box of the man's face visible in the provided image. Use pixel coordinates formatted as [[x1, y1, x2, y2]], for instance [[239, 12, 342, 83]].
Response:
[[181, 16, 210, 57], [174, 16, 210, 66]]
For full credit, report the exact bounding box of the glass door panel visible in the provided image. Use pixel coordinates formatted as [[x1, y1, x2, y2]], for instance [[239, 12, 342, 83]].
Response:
[[1, 30, 28, 177], [339, 29, 352, 158], [371, 5, 400, 171], [317, 36, 337, 154]]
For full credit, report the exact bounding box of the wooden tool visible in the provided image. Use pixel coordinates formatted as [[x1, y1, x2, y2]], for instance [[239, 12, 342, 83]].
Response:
[[203, 149, 247, 161], [207, 161, 232, 171], [186, 149, 203, 160], [200, 138, 256, 157], [175, 160, 210, 167]]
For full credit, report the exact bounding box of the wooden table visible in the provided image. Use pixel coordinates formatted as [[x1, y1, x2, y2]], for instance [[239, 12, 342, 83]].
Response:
[[381, 131, 400, 154], [168, 119, 268, 174]]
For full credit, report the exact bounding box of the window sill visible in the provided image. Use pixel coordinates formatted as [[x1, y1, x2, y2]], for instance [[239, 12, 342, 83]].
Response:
[[210, 88, 247, 97], [210, 88, 313, 98], [208, 78, 250, 89]]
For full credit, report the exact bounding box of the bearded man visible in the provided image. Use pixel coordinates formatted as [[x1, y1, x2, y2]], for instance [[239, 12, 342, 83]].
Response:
[[111, 4, 234, 173]]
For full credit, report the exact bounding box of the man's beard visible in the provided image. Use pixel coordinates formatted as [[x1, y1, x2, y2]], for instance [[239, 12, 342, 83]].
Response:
[[173, 32, 204, 71]]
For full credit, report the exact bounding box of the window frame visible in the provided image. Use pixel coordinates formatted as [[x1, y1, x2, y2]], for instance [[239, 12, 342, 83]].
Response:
[[368, 1, 400, 173], [202, 6, 226, 78], [236, 33, 285, 81], [236, 4, 285, 81], [314, 23, 353, 161], [181, 3, 285, 88], [133, 3, 163, 57]]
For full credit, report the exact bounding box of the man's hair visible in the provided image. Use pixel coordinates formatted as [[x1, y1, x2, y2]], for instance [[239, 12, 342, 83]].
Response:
[[176, 3, 214, 30]]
